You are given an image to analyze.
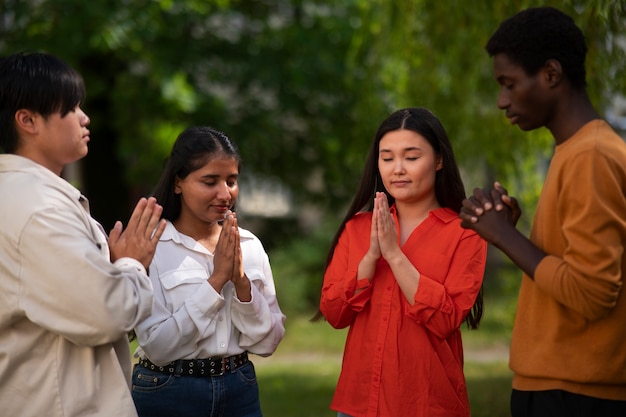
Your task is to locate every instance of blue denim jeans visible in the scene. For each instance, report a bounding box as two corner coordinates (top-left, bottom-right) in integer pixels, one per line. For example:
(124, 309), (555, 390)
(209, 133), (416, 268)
(338, 413), (354, 417)
(131, 361), (262, 417)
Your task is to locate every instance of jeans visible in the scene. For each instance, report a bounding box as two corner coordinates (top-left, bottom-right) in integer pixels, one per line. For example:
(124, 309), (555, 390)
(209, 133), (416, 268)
(338, 413), (354, 417)
(131, 361), (262, 417)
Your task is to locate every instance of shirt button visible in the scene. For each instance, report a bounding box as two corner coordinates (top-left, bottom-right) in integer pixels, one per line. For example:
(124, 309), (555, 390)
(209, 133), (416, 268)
(220, 342), (226, 348)
(219, 316), (224, 321)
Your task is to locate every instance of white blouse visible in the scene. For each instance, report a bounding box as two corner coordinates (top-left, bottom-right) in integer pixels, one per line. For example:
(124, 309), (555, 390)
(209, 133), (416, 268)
(134, 221), (286, 365)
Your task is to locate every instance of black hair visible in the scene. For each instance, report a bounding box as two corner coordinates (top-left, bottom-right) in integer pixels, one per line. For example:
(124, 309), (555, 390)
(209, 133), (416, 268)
(485, 6), (587, 90)
(0, 51), (86, 153)
(317, 107), (483, 328)
(153, 126), (241, 222)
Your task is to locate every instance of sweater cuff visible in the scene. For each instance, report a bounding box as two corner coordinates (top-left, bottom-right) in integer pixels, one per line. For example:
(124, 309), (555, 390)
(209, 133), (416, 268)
(533, 255), (562, 290)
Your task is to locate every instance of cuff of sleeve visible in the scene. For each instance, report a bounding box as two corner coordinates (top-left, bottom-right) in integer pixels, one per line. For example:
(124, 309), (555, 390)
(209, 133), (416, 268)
(113, 257), (146, 275)
(533, 255), (562, 289)
(355, 278), (370, 290)
(233, 285), (256, 305)
(412, 275), (449, 318)
(346, 278), (372, 309)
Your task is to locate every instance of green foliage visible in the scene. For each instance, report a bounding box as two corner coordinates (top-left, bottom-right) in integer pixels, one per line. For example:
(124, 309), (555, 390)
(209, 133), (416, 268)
(2, 0), (624, 229)
(348, 0), (626, 221)
(269, 219), (340, 316)
(2, 0), (625, 297)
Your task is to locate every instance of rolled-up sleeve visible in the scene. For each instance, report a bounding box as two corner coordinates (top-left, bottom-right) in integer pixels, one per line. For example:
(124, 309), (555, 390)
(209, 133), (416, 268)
(409, 231), (487, 339)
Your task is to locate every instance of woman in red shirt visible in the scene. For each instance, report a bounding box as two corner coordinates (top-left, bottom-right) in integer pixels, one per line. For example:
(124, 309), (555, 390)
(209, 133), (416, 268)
(320, 107), (487, 417)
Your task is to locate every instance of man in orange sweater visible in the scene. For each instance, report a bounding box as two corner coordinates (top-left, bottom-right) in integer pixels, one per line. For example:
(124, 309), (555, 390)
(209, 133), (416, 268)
(460, 6), (626, 417)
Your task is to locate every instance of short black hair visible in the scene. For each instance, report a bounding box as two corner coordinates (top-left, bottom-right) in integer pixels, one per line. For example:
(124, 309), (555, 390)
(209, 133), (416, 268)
(485, 7), (587, 90)
(0, 52), (86, 153)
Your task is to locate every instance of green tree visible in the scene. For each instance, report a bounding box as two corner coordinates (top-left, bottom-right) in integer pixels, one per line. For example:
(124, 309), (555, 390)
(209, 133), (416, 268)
(348, 0), (626, 229)
(0, 0), (624, 244)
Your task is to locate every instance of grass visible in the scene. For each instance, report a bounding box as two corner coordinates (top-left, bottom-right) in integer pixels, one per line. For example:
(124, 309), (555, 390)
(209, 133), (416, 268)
(129, 295), (516, 417)
(255, 299), (515, 417)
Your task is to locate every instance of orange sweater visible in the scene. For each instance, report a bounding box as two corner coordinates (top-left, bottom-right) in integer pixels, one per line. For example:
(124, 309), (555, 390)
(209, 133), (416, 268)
(510, 120), (626, 400)
(321, 207), (486, 417)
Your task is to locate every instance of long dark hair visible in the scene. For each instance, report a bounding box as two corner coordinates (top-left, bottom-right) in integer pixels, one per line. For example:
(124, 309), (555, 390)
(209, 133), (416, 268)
(316, 107), (483, 328)
(153, 126), (241, 221)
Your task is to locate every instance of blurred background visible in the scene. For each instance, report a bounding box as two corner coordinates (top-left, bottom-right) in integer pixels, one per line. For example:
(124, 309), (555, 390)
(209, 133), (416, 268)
(2, 0), (625, 415)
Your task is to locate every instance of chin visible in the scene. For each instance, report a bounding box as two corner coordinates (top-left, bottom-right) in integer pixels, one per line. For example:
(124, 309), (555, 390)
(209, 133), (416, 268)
(517, 121), (542, 132)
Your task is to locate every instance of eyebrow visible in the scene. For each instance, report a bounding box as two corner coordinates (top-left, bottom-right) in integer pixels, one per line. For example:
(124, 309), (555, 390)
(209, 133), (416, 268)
(199, 173), (239, 179)
(379, 146), (422, 152)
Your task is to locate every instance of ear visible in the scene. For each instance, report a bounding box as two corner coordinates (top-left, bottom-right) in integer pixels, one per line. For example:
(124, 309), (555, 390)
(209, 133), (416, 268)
(543, 59), (563, 88)
(14, 109), (38, 135)
(174, 176), (182, 194)
(436, 156), (443, 171)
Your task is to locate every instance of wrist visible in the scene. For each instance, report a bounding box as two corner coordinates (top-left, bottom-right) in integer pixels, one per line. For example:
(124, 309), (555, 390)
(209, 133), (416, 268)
(235, 278), (252, 302)
(383, 249), (405, 266)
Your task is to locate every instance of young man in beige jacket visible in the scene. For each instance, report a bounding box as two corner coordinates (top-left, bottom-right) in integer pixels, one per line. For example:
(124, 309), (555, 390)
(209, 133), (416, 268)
(0, 51), (166, 417)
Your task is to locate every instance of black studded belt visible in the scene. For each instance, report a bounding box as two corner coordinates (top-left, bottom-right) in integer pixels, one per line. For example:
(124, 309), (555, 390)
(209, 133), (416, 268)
(137, 352), (249, 377)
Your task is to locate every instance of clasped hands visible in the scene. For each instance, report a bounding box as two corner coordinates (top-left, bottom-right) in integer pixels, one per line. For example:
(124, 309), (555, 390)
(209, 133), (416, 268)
(365, 192), (403, 264)
(212, 210), (251, 302)
(459, 181), (522, 247)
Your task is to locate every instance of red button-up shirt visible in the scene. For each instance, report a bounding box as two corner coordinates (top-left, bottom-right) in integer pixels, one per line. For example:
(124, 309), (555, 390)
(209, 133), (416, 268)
(320, 207), (487, 417)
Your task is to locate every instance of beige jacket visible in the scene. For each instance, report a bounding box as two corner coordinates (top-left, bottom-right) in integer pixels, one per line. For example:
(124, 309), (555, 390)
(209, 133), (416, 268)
(0, 154), (153, 416)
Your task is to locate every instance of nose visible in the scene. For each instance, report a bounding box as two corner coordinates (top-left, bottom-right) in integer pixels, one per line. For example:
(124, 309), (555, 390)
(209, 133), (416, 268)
(497, 88), (510, 110)
(78, 106), (90, 126)
(393, 160), (406, 174)
(216, 181), (232, 200)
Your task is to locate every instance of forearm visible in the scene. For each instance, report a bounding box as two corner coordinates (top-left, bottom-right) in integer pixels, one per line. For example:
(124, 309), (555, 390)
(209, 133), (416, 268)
(386, 252), (420, 305)
(355, 253), (378, 295)
(493, 225), (546, 279)
(233, 283), (286, 356)
(462, 198), (545, 279)
(408, 234), (487, 339)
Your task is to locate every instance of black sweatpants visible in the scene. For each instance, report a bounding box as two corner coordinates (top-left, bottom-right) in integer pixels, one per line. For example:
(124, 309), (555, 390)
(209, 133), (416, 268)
(511, 389), (626, 417)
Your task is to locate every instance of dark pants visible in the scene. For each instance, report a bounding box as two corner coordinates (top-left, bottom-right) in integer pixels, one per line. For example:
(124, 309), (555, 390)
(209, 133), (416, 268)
(132, 361), (262, 417)
(511, 389), (626, 417)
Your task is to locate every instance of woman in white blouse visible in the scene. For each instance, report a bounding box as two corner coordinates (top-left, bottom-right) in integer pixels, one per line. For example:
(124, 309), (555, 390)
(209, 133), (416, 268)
(131, 126), (286, 417)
